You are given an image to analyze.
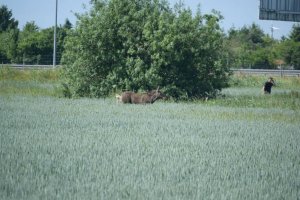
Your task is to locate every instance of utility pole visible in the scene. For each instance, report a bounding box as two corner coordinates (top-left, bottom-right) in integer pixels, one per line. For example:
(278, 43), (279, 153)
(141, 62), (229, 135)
(53, 0), (58, 68)
(271, 25), (274, 39)
(271, 24), (279, 39)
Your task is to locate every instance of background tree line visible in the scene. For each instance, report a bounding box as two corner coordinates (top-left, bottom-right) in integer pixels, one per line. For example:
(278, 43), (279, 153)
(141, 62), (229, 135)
(226, 23), (300, 70)
(1, 1), (300, 99)
(2, 3), (300, 69)
(0, 5), (71, 65)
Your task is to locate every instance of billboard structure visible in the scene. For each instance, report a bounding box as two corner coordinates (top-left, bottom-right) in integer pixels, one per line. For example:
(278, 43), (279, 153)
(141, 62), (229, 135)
(259, 0), (300, 22)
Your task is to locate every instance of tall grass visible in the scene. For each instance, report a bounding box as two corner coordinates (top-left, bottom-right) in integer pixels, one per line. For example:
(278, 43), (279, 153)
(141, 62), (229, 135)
(1, 69), (300, 199)
(0, 96), (299, 199)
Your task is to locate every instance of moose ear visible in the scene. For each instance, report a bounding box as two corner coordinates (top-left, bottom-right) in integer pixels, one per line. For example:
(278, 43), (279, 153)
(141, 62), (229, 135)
(156, 86), (160, 92)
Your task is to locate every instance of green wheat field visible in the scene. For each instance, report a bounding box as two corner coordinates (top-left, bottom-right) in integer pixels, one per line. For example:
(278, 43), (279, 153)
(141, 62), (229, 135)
(0, 68), (299, 199)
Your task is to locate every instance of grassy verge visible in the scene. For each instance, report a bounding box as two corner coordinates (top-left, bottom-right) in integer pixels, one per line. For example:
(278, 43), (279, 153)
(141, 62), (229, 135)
(209, 87), (300, 110)
(216, 75), (300, 110)
(229, 73), (300, 89)
(0, 67), (59, 82)
(1, 68), (300, 110)
(0, 67), (62, 97)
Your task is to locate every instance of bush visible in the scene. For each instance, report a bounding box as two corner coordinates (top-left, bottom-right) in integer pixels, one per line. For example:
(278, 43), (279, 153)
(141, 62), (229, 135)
(61, 0), (230, 99)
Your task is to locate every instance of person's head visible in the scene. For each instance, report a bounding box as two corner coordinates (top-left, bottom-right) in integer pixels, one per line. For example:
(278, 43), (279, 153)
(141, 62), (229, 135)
(268, 77), (274, 83)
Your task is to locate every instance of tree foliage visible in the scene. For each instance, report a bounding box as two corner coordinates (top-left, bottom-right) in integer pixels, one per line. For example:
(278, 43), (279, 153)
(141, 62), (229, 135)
(16, 20), (70, 65)
(283, 24), (300, 70)
(0, 5), (18, 32)
(226, 23), (300, 70)
(0, 28), (19, 62)
(62, 0), (230, 99)
(226, 23), (277, 69)
(0, 4), (72, 65)
(0, 5), (19, 62)
(17, 22), (55, 64)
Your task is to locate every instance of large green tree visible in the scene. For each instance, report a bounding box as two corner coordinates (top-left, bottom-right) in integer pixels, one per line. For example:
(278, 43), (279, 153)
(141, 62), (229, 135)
(0, 28), (19, 63)
(62, 0), (230, 99)
(282, 24), (300, 70)
(0, 5), (18, 32)
(0, 5), (19, 63)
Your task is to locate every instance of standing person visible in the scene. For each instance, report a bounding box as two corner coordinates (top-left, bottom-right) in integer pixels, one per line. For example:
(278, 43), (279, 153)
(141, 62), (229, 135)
(262, 77), (275, 94)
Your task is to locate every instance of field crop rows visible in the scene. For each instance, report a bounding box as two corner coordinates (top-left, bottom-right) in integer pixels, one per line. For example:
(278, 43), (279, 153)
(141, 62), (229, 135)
(1, 95), (299, 199)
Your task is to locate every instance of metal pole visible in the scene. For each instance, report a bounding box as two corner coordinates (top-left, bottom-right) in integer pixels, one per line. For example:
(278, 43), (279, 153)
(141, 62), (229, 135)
(53, 0), (58, 68)
(271, 24), (274, 39)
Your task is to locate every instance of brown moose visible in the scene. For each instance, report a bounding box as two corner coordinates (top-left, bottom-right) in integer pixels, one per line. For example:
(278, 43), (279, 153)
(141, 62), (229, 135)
(116, 87), (166, 104)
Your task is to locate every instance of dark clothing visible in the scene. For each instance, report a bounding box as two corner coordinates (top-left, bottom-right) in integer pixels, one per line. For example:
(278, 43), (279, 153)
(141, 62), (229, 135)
(264, 81), (274, 94)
